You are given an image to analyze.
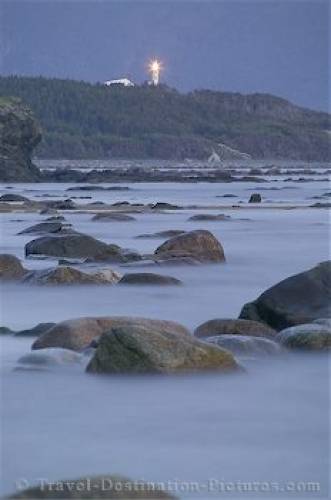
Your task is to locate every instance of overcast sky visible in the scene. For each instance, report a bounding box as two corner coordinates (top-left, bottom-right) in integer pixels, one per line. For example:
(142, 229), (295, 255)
(1, 0), (329, 111)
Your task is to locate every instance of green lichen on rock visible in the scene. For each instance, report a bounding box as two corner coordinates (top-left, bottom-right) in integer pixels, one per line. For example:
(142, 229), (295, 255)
(0, 96), (42, 181)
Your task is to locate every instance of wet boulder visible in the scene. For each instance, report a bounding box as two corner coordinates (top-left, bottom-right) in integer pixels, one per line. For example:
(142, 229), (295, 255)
(118, 272), (182, 286)
(239, 261), (331, 330)
(249, 193), (262, 203)
(194, 318), (276, 338)
(0, 254), (27, 280)
(87, 324), (239, 375)
(8, 474), (175, 499)
(276, 323), (331, 351)
(24, 233), (136, 263)
(23, 266), (121, 286)
(32, 316), (190, 351)
(205, 335), (281, 356)
(154, 230), (225, 264)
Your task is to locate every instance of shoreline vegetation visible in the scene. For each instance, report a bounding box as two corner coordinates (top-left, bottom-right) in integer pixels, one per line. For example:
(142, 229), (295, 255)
(0, 75), (330, 163)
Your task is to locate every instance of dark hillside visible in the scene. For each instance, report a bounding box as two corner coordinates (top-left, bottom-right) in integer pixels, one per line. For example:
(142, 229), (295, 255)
(0, 76), (329, 160)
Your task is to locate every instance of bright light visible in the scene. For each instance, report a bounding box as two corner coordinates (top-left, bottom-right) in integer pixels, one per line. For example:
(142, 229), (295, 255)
(148, 59), (162, 86)
(150, 60), (160, 72)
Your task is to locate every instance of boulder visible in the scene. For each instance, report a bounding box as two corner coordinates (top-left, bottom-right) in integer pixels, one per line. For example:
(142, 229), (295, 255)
(154, 230), (225, 264)
(18, 222), (65, 235)
(205, 335), (281, 356)
(23, 266), (121, 286)
(87, 324), (239, 374)
(249, 193), (262, 203)
(24, 233), (135, 263)
(8, 474), (175, 499)
(0, 254), (27, 280)
(15, 322), (56, 337)
(32, 316), (190, 351)
(188, 214), (231, 221)
(118, 273), (182, 286)
(276, 323), (331, 350)
(91, 213), (136, 222)
(239, 261), (331, 330)
(135, 230), (186, 239)
(194, 318), (276, 338)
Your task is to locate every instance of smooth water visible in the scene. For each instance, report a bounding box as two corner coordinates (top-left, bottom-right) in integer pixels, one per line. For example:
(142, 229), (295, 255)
(0, 173), (330, 498)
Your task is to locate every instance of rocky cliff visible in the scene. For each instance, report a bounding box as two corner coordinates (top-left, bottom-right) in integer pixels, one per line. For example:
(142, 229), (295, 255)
(0, 97), (42, 182)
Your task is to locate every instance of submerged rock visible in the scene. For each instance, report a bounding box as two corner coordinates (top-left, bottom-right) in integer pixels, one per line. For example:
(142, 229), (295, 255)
(8, 474), (175, 499)
(119, 272), (182, 286)
(239, 261), (331, 330)
(32, 316), (190, 351)
(87, 324), (239, 374)
(91, 213), (136, 222)
(205, 334), (281, 356)
(23, 266), (121, 286)
(154, 229), (225, 264)
(194, 318), (276, 338)
(0, 254), (27, 280)
(276, 323), (331, 350)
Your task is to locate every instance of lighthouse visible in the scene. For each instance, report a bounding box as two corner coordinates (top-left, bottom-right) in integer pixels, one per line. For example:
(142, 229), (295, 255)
(149, 59), (162, 86)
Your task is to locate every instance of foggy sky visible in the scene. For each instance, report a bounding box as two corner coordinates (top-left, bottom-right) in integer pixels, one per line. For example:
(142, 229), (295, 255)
(1, 0), (329, 111)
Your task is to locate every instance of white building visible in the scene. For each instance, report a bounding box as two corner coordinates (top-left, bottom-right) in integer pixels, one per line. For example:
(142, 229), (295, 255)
(104, 78), (135, 87)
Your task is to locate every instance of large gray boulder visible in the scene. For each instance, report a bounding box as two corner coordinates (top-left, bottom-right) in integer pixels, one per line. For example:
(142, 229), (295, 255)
(239, 262), (331, 330)
(154, 229), (225, 263)
(8, 474), (175, 499)
(276, 323), (331, 350)
(194, 318), (276, 338)
(87, 324), (239, 374)
(0, 254), (27, 280)
(24, 233), (138, 263)
(32, 316), (190, 351)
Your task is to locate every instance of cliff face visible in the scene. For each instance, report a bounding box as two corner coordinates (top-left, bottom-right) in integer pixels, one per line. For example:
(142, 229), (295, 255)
(0, 97), (42, 182)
